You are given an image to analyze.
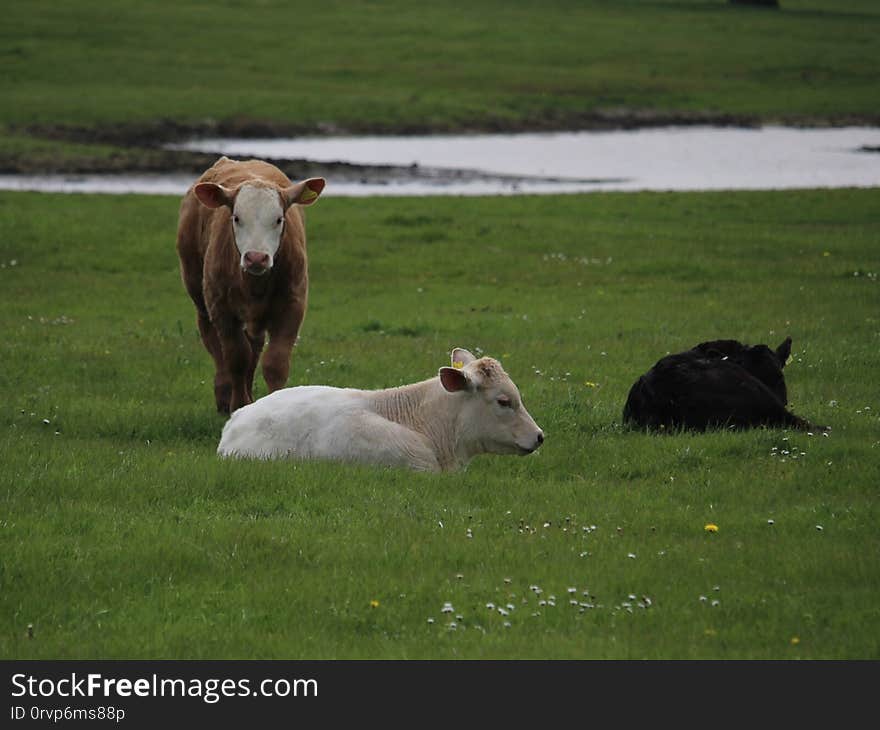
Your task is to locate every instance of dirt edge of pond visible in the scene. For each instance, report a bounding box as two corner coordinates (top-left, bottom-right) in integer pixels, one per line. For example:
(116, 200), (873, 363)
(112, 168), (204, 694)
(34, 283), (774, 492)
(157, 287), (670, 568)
(4, 108), (879, 177)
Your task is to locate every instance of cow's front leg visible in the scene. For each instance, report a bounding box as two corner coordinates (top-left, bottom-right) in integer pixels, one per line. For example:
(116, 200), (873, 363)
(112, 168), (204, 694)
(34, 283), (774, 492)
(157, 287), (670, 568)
(216, 319), (253, 413)
(263, 301), (305, 393)
(245, 329), (266, 403)
(261, 332), (295, 393)
(196, 310), (231, 413)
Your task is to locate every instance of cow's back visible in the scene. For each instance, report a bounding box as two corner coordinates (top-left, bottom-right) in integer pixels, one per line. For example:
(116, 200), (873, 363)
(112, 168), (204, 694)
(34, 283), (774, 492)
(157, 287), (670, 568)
(217, 385), (440, 469)
(218, 386), (368, 458)
(198, 156), (291, 189)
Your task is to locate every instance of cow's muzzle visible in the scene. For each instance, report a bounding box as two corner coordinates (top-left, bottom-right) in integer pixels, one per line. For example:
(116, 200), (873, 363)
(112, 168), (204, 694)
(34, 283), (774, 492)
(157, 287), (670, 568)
(518, 431), (545, 454)
(243, 251), (272, 276)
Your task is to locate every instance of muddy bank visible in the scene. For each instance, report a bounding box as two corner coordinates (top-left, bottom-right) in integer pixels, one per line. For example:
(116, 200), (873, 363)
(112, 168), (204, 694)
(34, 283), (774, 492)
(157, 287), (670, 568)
(17, 109), (770, 148)
(19, 108), (880, 148)
(0, 144), (417, 184)
(4, 108), (880, 178)
(0, 144), (595, 189)
(5, 108), (762, 176)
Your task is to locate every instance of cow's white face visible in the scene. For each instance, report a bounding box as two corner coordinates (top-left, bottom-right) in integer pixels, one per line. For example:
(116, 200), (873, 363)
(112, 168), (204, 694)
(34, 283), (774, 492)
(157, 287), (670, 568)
(193, 175), (324, 277)
(440, 349), (544, 457)
(231, 185), (284, 276)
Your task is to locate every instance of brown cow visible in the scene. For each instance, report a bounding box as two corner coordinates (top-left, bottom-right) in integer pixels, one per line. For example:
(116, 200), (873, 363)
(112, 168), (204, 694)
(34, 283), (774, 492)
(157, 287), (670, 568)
(176, 156), (325, 413)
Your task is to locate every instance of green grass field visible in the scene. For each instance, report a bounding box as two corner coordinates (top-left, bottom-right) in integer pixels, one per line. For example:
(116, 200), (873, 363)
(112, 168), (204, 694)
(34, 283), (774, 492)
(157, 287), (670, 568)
(1, 188), (878, 659)
(2, 0), (880, 171)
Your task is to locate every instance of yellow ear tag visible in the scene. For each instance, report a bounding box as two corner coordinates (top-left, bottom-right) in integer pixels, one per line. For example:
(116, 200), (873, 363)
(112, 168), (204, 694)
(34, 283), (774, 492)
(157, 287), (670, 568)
(299, 188), (318, 203)
(453, 360), (464, 369)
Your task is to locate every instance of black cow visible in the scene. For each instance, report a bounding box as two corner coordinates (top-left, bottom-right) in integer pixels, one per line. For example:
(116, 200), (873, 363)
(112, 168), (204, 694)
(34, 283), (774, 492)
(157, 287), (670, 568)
(623, 337), (820, 431)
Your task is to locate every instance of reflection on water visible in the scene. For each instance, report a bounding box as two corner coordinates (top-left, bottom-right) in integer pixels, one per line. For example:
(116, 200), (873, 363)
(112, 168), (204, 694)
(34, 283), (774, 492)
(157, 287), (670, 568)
(2, 126), (878, 196)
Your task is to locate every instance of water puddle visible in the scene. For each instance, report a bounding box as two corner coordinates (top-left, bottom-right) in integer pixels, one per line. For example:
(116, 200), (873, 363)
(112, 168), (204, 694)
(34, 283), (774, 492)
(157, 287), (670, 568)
(1, 126), (877, 196)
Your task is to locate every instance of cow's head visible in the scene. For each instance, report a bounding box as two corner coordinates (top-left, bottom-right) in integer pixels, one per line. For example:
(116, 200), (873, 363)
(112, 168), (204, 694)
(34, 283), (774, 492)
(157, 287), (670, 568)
(743, 337), (792, 405)
(194, 178), (325, 276)
(438, 347), (544, 457)
(696, 337), (792, 405)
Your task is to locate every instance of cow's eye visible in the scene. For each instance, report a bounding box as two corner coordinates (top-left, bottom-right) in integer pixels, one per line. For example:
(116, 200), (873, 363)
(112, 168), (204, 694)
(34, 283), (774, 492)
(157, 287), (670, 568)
(276, 217), (283, 226)
(233, 215), (240, 224)
(497, 397), (512, 408)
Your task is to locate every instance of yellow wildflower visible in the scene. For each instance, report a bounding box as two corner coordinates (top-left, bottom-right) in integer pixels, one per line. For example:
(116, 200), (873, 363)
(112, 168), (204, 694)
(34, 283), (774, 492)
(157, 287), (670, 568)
(369, 599), (380, 608)
(704, 523), (718, 533)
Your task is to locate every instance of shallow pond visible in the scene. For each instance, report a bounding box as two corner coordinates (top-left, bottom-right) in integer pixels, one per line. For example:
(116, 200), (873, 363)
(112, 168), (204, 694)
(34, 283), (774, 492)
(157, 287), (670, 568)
(2, 126), (878, 196)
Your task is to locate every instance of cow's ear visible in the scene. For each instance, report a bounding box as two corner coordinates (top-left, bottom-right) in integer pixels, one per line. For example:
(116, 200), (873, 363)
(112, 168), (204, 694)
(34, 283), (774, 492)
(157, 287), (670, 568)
(194, 182), (234, 209)
(451, 348), (477, 368)
(776, 337), (793, 367)
(439, 367), (474, 393)
(282, 178), (325, 209)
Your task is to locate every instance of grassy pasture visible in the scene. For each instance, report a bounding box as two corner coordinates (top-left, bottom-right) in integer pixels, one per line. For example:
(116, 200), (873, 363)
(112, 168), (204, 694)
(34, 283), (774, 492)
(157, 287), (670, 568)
(1, 187), (878, 659)
(2, 0), (879, 141)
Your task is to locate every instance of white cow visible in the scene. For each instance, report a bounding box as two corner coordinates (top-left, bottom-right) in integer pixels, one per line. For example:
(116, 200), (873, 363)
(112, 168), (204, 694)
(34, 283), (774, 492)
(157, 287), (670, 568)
(217, 348), (544, 471)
